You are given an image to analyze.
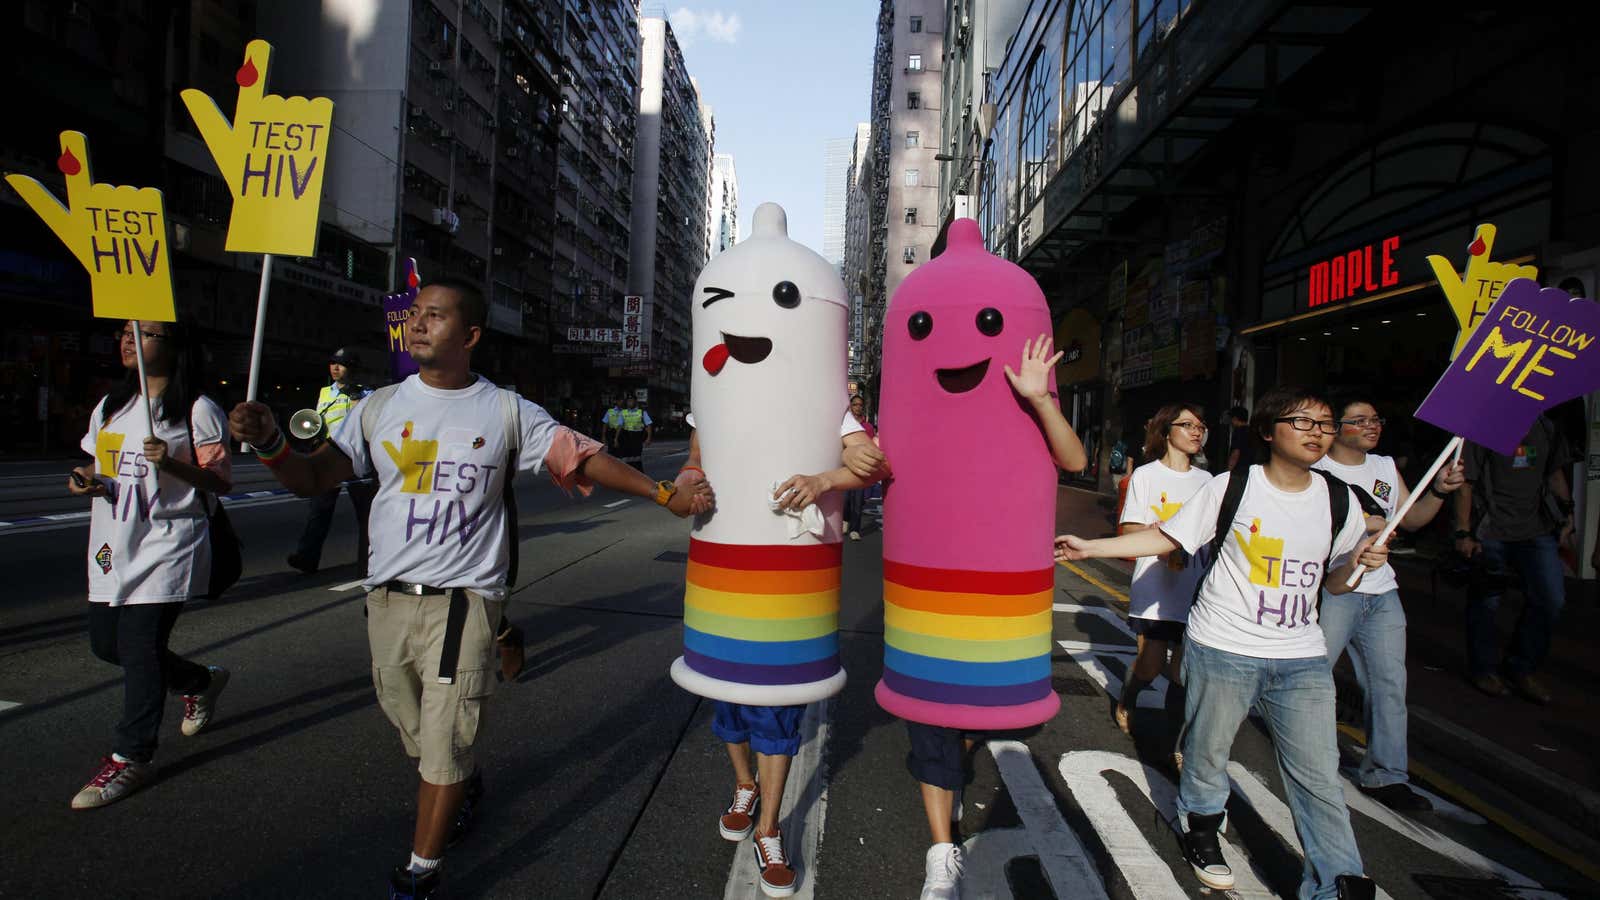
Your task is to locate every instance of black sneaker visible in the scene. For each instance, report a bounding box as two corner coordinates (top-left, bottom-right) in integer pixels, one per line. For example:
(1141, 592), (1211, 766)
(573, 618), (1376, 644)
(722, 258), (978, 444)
(1336, 874), (1376, 900)
(1181, 811), (1233, 890)
(286, 553), (318, 575)
(447, 769), (484, 848)
(1360, 782), (1431, 812)
(389, 865), (439, 900)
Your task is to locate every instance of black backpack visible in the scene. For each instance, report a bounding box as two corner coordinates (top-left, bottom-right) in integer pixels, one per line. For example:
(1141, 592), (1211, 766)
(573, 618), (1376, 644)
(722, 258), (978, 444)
(1192, 466), (1376, 605)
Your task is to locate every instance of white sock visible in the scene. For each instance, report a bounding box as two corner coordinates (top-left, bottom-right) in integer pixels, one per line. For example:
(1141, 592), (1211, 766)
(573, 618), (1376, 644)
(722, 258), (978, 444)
(409, 853), (440, 874)
(112, 753), (134, 765)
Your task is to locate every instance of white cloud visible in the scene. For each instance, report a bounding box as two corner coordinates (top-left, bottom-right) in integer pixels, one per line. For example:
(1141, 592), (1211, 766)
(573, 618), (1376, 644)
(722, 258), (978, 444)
(671, 7), (742, 46)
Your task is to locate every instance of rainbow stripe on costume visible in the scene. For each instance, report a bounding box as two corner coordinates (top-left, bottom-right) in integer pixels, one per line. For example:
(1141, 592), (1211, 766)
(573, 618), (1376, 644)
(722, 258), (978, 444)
(874, 559), (1060, 730)
(670, 538), (847, 705)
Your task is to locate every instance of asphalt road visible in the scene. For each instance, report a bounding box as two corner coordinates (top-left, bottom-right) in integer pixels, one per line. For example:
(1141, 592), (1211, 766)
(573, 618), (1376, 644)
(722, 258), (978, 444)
(0, 443), (1593, 898)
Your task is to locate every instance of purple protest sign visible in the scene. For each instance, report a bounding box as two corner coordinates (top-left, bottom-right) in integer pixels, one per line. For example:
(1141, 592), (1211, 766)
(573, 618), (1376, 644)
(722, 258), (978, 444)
(383, 257), (420, 381)
(1415, 278), (1600, 455)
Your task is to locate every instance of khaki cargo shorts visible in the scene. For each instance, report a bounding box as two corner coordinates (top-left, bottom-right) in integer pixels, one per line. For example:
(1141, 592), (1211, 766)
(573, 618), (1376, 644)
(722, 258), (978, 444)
(366, 587), (505, 785)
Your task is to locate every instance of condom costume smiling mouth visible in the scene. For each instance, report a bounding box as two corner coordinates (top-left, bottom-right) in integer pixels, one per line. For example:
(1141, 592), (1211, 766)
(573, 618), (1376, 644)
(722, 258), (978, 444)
(935, 359), (990, 393)
(702, 333), (774, 374)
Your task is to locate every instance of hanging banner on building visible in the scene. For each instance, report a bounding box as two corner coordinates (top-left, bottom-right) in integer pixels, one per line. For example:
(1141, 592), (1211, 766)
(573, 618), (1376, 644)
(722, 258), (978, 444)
(1415, 279), (1600, 455)
(180, 39), (334, 256)
(383, 258), (421, 381)
(5, 131), (176, 322)
(1426, 223), (1539, 359)
(622, 294), (650, 357)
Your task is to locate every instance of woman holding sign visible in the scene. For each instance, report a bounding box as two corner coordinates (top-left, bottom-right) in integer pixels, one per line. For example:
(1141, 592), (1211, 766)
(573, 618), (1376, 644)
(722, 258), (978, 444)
(64, 321), (234, 810)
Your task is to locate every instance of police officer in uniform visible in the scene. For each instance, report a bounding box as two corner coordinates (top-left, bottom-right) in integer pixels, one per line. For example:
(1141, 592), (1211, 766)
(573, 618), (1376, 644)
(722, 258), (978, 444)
(613, 394), (652, 472)
(287, 348), (377, 573)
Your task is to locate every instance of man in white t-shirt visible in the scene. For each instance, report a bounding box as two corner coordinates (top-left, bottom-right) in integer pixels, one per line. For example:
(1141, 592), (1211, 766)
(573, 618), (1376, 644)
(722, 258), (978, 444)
(229, 278), (711, 900)
(1314, 396), (1462, 813)
(1058, 387), (1390, 900)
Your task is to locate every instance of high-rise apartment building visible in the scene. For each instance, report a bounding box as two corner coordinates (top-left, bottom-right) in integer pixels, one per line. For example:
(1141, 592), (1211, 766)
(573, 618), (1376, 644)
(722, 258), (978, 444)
(709, 153), (740, 257)
(860, 0), (944, 394)
(843, 123), (873, 381)
(822, 137), (854, 272)
(628, 15), (713, 413)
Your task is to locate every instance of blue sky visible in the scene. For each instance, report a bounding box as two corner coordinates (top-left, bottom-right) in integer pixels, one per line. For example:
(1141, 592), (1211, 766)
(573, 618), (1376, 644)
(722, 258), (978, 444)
(663, 2), (878, 251)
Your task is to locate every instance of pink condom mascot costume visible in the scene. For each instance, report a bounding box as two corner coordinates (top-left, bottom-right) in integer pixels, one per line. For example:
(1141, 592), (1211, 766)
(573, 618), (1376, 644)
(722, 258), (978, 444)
(875, 218), (1060, 730)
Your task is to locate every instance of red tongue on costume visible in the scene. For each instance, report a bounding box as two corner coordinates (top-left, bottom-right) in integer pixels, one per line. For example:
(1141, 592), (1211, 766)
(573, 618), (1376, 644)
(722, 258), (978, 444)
(703, 343), (730, 375)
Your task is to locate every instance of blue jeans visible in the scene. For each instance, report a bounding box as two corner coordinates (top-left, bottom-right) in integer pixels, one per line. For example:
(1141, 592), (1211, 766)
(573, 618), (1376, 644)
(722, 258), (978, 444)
(1466, 534), (1566, 677)
(1318, 589), (1408, 788)
(1177, 639), (1364, 900)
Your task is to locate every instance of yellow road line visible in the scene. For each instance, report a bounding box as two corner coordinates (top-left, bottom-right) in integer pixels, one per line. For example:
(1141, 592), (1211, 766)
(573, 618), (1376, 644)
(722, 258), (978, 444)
(1057, 560), (1129, 605)
(1337, 723), (1600, 884)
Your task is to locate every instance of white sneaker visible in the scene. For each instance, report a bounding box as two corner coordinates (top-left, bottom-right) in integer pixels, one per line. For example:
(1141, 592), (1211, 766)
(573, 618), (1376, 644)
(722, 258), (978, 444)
(71, 755), (151, 809)
(181, 666), (230, 736)
(849, 531), (861, 541)
(921, 842), (964, 900)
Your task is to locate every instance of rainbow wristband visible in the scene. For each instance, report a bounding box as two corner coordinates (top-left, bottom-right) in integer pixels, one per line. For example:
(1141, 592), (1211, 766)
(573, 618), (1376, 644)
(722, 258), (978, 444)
(256, 431), (290, 468)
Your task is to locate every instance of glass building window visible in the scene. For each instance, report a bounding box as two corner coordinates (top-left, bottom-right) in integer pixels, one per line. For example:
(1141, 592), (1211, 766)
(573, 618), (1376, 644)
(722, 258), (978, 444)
(903, 246), (916, 263)
(906, 130), (920, 148)
(908, 54), (923, 71)
(904, 207), (918, 224)
(907, 91), (921, 109)
(905, 169), (920, 186)
(909, 16), (923, 32)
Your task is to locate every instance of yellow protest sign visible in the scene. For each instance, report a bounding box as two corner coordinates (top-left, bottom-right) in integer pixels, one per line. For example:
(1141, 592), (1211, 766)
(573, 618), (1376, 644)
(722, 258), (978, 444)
(4, 131), (176, 322)
(180, 39), (333, 257)
(1426, 223), (1539, 358)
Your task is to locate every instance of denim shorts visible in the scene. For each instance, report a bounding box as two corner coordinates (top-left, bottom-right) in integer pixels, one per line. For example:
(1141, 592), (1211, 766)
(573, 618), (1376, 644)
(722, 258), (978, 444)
(712, 701), (806, 756)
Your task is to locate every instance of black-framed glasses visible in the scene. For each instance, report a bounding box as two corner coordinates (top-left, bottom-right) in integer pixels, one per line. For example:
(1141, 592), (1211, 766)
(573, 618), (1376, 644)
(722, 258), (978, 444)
(1276, 416), (1339, 435)
(116, 329), (166, 342)
(1342, 416), (1386, 429)
(1169, 421), (1208, 434)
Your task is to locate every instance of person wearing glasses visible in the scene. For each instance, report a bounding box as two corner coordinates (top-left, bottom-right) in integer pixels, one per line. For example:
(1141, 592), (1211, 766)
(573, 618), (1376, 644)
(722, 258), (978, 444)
(1114, 404), (1211, 759)
(1056, 387), (1388, 900)
(1313, 396), (1462, 812)
(64, 321), (233, 810)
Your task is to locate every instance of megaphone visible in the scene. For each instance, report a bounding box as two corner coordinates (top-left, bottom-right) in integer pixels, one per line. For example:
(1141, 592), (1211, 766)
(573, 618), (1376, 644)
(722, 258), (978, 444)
(288, 408), (325, 441)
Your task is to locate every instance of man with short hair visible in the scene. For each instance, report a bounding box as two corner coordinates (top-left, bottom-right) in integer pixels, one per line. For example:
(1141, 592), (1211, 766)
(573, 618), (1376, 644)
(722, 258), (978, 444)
(1454, 415), (1573, 704)
(287, 347), (376, 574)
(1315, 395), (1463, 811)
(229, 278), (710, 900)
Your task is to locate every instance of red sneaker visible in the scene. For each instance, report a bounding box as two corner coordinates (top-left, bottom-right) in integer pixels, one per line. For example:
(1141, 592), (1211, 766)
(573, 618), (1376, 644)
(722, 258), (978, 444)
(752, 827), (797, 897)
(719, 782), (759, 841)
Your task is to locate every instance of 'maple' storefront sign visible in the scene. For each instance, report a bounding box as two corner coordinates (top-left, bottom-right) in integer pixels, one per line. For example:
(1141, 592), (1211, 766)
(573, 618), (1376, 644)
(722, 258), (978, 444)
(1307, 235), (1401, 308)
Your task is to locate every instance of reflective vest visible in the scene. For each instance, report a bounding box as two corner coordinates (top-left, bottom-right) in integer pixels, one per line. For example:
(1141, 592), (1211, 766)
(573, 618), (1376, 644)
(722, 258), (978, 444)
(618, 408), (647, 431)
(317, 384), (362, 431)
(604, 407), (621, 428)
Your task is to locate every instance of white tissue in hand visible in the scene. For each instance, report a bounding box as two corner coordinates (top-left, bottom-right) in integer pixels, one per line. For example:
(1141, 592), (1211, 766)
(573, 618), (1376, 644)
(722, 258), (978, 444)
(768, 480), (826, 539)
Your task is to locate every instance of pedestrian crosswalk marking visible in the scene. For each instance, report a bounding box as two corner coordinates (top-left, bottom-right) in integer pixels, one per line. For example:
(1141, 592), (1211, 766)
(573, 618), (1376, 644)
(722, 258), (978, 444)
(604, 499), (631, 509)
(329, 579), (365, 592)
(982, 741), (1109, 899)
(0, 701), (20, 713)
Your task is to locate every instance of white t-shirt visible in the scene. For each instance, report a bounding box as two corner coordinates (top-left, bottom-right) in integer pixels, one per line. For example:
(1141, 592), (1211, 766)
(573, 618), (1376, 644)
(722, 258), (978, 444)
(1119, 460), (1213, 622)
(686, 410), (864, 438)
(1160, 465), (1367, 659)
(80, 395), (229, 605)
(1312, 453), (1400, 596)
(331, 375), (560, 601)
